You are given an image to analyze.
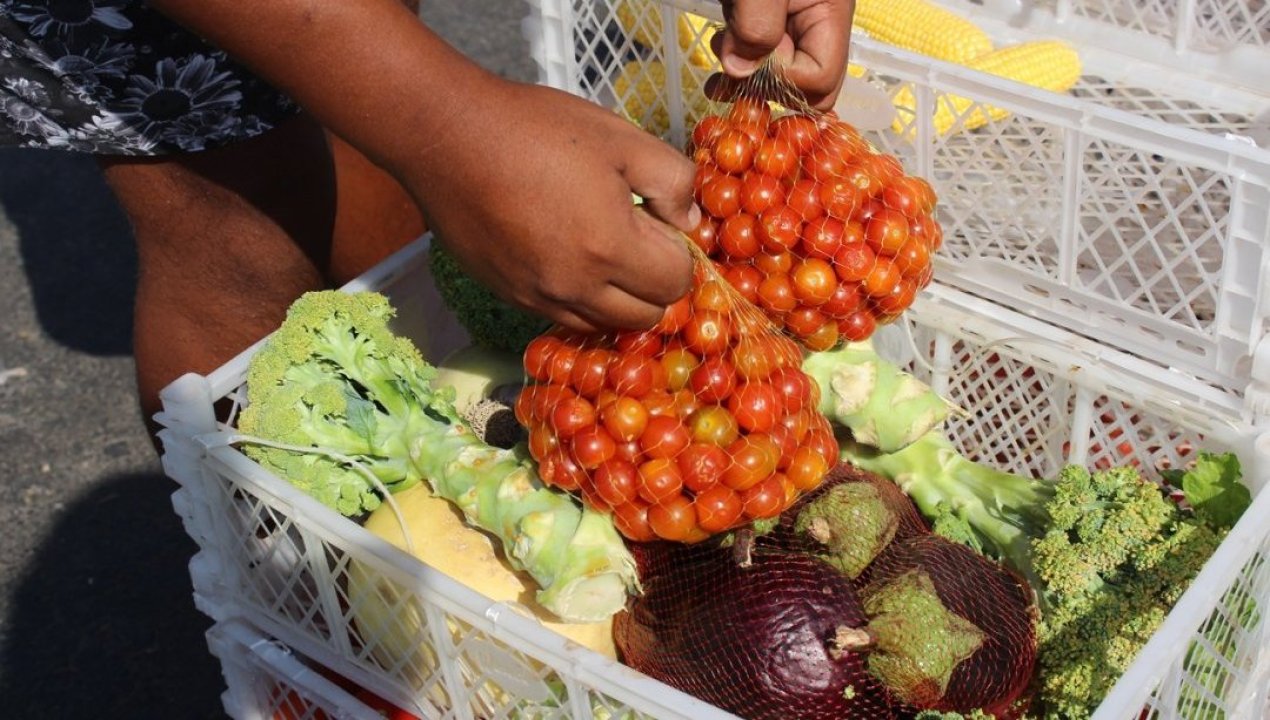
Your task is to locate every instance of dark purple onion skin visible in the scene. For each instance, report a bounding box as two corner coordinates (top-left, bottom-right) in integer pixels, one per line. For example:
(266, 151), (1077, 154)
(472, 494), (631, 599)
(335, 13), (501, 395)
(757, 463), (930, 556)
(615, 543), (901, 720)
(864, 534), (1038, 716)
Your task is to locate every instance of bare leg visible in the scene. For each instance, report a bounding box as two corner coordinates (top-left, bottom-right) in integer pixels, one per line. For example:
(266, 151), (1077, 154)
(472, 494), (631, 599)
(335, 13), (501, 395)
(98, 113), (424, 429)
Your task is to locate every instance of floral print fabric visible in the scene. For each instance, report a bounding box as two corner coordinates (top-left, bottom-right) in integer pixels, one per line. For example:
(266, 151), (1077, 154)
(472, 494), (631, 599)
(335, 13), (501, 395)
(0, 0), (297, 155)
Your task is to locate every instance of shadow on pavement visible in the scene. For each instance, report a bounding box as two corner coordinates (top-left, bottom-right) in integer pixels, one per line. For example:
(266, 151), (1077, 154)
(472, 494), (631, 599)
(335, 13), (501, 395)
(0, 148), (136, 356)
(0, 472), (227, 719)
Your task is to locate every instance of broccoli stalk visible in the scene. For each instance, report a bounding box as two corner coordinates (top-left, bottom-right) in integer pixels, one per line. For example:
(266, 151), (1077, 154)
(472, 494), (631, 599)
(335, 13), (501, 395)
(843, 432), (1246, 719)
(803, 342), (954, 454)
(238, 291), (637, 623)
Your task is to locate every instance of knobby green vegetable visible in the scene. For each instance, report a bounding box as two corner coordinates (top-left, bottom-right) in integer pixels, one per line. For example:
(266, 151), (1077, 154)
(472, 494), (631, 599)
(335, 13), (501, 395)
(845, 434), (1249, 719)
(428, 243), (552, 355)
(238, 290), (637, 622)
(803, 342), (953, 453)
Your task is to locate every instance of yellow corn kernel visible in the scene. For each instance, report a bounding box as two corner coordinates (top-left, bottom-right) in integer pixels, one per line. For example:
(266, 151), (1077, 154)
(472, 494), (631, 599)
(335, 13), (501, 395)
(614, 59), (712, 136)
(854, 0), (993, 64)
(616, 0), (720, 70)
(892, 40), (1083, 136)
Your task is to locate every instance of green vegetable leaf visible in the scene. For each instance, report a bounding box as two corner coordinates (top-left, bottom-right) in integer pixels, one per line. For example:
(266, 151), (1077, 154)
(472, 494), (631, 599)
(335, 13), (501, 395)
(1165, 451), (1249, 529)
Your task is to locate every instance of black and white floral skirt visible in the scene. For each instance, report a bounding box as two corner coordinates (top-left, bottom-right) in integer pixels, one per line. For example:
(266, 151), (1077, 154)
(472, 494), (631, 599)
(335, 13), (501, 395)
(0, 0), (299, 155)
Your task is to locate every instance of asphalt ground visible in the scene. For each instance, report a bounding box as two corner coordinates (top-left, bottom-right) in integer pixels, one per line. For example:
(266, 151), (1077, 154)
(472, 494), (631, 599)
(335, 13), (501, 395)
(0, 3), (535, 717)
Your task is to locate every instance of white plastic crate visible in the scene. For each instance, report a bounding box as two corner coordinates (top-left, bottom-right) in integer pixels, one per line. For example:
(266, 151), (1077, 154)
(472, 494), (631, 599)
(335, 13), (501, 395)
(527, 0), (1270, 423)
(158, 235), (1270, 719)
(206, 620), (382, 720)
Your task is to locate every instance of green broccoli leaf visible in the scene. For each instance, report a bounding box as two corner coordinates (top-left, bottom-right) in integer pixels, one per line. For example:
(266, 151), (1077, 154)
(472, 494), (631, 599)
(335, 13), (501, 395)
(1164, 452), (1249, 529)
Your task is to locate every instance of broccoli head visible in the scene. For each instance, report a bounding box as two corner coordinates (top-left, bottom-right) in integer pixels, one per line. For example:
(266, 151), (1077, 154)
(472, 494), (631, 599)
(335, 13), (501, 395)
(428, 242), (552, 355)
(238, 290), (455, 516)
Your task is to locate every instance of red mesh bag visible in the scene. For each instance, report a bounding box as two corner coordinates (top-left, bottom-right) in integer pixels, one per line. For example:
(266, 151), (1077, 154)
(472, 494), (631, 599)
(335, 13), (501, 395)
(614, 464), (1038, 719)
(516, 253), (839, 543)
(687, 64), (942, 350)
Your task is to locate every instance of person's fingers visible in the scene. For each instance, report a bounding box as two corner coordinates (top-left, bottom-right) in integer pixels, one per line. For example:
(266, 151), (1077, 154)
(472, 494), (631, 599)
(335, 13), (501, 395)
(619, 132), (701, 233)
(572, 280), (678, 331)
(605, 205), (694, 307)
(781, 2), (852, 109)
(718, 0), (791, 77)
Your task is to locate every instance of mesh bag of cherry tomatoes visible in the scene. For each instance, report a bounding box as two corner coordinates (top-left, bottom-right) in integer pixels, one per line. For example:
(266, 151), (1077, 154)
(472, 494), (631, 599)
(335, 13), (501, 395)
(689, 70), (942, 350)
(516, 254), (841, 544)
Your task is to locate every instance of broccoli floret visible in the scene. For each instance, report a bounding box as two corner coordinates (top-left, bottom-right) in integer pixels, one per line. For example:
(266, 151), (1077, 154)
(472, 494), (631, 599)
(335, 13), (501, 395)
(428, 242), (551, 355)
(238, 290), (453, 515)
(846, 435), (1249, 720)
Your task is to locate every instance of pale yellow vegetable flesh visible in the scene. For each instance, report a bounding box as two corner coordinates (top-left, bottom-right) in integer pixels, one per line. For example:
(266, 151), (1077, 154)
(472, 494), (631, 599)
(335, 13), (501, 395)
(356, 483), (617, 660)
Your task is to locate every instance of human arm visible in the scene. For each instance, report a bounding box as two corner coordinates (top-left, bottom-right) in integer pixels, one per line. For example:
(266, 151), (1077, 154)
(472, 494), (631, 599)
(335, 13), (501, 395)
(711, 0), (856, 110)
(146, 0), (698, 331)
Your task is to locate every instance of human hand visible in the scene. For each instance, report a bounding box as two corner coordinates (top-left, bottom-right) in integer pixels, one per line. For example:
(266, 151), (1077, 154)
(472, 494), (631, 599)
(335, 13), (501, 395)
(406, 79), (699, 333)
(709, 0), (855, 110)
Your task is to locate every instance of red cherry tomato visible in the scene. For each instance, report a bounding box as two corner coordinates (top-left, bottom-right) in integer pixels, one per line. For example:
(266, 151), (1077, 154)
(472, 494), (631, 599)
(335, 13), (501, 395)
(568, 348), (613, 398)
(783, 306), (829, 339)
(727, 382), (782, 433)
(866, 208), (911, 255)
(787, 178), (825, 221)
(648, 495), (698, 542)
(820, 178), (867, 219)
(682, 310), (732, 356)
(713, 129), (755, 174)
(688, 216), (719, 255)
(571, 425), (617, 469)
(613, 501), (657, 542)
(723, 264), (763, 306)
(637, 457), (684, 504)
(540, 449), (587, 491)
(731, 336), (781, 381)
(656, 295), (694, 335)
(600, 396), (650, 443)
(803, 321), (840, 351)
(688, 356), (738, 403)
(770, 114), (819, 155)
(791, 258), (838, 307)
(755, 250), (794, 275)
(640, 415), (691, 459)
(729, 96), (772, 130)
(524, 335), (563, 383)
(692, 279), (732, 313)
(722, 434), (780, 491)
(770, 367), (813, 413)
(759, 205), (802, 251)
(701, 175), (744, 218)
(786, 446), (830, 491)
(692, 115), (727, 150)
(689, 405), (741, 447)
(822, 282), (866, 318)
(757, 273), (798, 314)
(608, 353), (660, 397)
(892, 237), (932, 276)
(661, 347), (700, 392)
(678, 443), (729, 492)
(801, 217), (846, 260)
(753, 136), (797, 179)
(720, 213), (761, 259)
(741, 475), (785, 519)
(801, 145), (847, 182)
(834, 242), (879, 283)
(873, 278), (920, 315)
(742, 173), (786, 216)
(695, 486), (744, 533)
(863, 257), (902, 298)
(550, 396), (596, 439)
(838, 310), (878, 341)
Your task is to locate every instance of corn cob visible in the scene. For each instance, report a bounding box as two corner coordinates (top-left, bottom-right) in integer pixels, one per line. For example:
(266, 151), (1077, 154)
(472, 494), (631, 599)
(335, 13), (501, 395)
(854, 0), (993, 64)
(615, 0), (720, 70)
(892, 40), (1083, 136)
(614, 59), (711, 136)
